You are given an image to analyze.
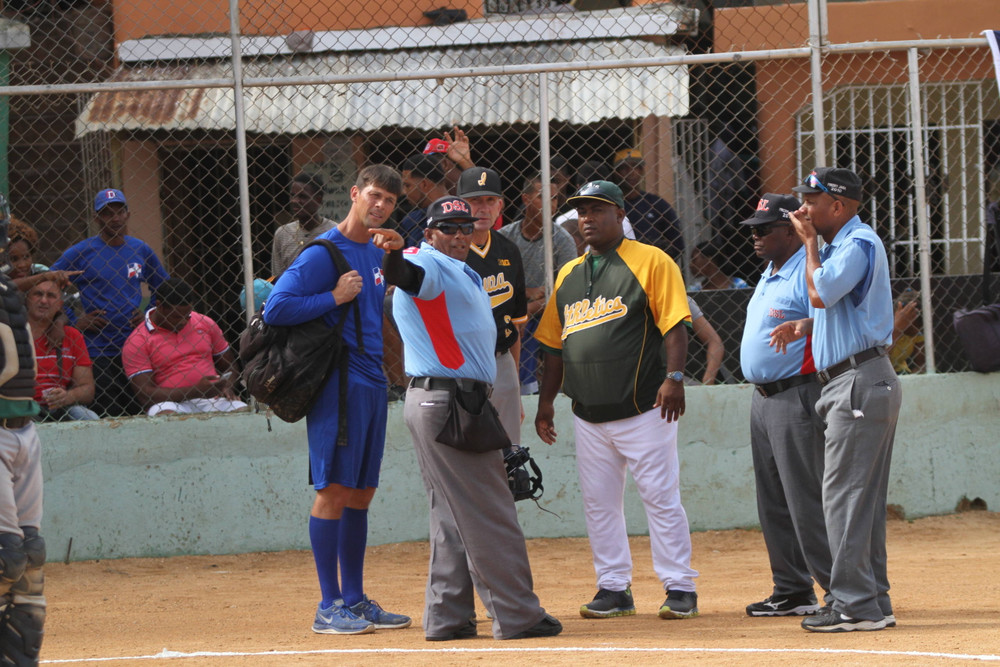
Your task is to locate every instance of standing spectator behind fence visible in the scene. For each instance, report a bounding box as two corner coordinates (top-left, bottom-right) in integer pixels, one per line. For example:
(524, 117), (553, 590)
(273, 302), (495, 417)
(398, 154), (450, 249)
(612, 149), (684, 261)
(272, 173), (335, 279)
(27, 280), (99, 421)
(122, 278), (246, 417)
(498, 172), (577, 395)
(51, 189), (169, 417)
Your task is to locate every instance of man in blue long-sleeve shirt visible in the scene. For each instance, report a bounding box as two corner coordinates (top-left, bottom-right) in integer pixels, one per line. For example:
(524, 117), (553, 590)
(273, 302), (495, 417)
(264, 164), (411, 636)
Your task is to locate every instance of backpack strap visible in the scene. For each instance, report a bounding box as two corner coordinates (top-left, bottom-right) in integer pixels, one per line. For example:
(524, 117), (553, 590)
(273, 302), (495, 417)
(302, 237), (367, 447)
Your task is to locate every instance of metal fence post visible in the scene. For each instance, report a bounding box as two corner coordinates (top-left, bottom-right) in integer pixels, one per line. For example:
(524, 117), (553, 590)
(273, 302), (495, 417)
(808, 0), (827, 166)
(907, 47), (936, 373)
(538, 70), (554, 295)
(228, 0), (256, 323)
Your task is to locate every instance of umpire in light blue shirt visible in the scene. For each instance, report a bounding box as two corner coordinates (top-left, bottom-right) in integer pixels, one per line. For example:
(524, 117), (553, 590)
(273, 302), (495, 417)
(739, 193), (831, 620)
(772, 167), (901, 633)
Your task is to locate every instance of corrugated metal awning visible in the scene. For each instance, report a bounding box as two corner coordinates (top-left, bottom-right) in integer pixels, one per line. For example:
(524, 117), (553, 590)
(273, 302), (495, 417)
(75, 39), (689, 136)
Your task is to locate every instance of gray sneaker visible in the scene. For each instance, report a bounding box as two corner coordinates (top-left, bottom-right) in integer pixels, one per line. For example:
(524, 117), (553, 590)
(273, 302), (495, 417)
(658, 590), (699, 619)
(580, 587), (636, 618)
(312, 600), (375, 635)
(349, 595), (412, 629)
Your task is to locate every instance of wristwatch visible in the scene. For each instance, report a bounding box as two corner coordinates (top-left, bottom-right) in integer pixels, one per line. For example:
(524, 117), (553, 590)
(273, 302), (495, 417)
(666, 371), (684, 383)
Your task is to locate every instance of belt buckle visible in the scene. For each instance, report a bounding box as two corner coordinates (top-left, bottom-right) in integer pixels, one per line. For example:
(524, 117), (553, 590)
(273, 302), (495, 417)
(755, 385), (769, 398)
(816, 369), (831, 384)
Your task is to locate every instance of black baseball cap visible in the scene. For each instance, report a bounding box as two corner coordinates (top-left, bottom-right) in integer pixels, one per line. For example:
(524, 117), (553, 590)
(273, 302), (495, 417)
(566, 180), (625, 209)
(739, 193), (801, 226)
(425, 195), (477, 228)
(792, 167), (863, 200)
(456, 167), (502, 198)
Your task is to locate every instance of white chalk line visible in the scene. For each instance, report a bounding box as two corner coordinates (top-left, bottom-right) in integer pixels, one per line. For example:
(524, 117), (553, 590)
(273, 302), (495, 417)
(41, 646), (1000, 663)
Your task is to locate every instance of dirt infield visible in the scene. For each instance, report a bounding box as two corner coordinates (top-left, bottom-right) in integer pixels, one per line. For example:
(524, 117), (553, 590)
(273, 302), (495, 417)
(42, 511), (1000, 665)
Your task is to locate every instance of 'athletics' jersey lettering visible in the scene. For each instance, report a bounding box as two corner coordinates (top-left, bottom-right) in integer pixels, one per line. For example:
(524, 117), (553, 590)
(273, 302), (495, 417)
(562, 295), (628, 339)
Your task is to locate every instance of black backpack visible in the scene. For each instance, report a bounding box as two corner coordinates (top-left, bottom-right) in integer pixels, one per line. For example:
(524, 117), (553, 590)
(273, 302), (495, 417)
(239, 239), (362, 439)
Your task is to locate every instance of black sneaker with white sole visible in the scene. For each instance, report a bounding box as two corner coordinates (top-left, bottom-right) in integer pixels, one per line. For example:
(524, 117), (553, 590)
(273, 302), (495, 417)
(746, 591), (820, 617)
(579, 587), (636, 618)
(658, 590), (699, 619)
(801, 606), (886, 632)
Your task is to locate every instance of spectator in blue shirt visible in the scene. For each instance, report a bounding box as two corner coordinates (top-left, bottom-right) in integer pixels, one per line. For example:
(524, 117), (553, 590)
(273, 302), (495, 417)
(51, 189), (169, 416)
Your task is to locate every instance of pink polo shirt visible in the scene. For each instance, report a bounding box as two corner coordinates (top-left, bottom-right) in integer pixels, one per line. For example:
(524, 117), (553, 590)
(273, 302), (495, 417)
(122, 309), (229, 389)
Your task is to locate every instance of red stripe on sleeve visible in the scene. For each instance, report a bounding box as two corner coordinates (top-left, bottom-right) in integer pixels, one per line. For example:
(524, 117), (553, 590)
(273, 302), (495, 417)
(415, 292), (466, 370)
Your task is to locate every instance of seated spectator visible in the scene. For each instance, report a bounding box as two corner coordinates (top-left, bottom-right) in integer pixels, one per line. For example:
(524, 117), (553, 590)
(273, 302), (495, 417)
(27, 280), (99, 421)
(122, 278), (246, 417)
(688, 239), (749, 291)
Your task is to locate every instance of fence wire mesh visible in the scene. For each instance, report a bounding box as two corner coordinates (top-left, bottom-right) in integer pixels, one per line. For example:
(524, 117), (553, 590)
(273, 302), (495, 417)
(0, 0), (995, 418)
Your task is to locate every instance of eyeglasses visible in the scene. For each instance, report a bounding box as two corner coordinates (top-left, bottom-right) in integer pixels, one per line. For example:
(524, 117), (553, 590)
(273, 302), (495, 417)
(804, 173), (841, 202)
(749, 223), (790, 239)
(431, 221), (475, 235)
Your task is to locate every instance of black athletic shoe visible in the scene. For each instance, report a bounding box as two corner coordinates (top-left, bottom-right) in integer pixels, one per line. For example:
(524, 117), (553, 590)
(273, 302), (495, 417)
(579, 587), (636, 618)
(801, 606), (886, 632)
(506, 614), (563, 639)
(746, 591), (821, 617)
(658, 590), (699, 619)
(426, 621), (478, 642)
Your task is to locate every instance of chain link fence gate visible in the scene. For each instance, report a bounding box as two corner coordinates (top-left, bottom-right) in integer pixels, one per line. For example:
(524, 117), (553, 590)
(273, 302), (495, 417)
(0, 0), (995, 418)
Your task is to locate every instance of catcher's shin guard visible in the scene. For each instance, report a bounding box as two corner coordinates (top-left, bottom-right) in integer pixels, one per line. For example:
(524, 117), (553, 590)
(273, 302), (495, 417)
(0, 529), (46, 665)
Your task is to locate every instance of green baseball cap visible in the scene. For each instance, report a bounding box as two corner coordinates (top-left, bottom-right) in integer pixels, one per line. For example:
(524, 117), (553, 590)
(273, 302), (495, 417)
(566, 180), (625, 209)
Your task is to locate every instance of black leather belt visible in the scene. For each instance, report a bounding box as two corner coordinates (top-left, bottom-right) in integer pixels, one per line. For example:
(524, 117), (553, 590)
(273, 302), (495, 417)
(755, 373), (816, 398)
(0, 416), (32, 430)
(410, 376), (490, 393)
(817, 346), (887, 385)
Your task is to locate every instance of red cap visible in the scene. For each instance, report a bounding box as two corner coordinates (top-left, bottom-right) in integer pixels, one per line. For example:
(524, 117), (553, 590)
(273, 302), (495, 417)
(423, 138), (449, 155)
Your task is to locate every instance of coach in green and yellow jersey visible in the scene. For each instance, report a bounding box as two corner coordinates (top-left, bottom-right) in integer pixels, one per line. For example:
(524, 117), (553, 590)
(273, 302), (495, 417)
(534, 180), (700, 622)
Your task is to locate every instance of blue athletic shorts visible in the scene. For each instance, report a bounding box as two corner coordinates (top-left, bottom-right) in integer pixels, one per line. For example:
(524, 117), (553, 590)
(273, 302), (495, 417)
(307, 376), (388, 491)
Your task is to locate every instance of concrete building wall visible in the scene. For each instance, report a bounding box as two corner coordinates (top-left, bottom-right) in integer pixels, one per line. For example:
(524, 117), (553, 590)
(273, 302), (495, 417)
(39, 372), (1000, 562)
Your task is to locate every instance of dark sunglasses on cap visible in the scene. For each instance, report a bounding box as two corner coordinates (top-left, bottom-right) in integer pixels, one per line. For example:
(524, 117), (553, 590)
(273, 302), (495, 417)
(431, 221), (475, 235)
(804, 173), (841, 202)
(749, 223), (791, 238)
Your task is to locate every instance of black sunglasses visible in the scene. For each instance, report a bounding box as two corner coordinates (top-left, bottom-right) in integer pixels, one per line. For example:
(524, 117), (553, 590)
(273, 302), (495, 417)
(749, 223), (790, 238)
(431, 221), (475, 235)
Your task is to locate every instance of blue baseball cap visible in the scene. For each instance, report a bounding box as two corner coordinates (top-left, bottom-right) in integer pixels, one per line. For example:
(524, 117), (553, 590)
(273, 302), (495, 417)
(94, 188), (128, 212)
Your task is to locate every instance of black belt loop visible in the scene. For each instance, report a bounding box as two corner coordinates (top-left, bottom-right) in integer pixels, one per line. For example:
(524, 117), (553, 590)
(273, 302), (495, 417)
(817, 346), (887, 385)
(755, 373), (817, 398)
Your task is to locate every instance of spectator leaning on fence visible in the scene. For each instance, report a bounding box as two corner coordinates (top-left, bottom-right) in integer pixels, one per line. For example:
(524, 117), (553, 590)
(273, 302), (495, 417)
(27, 279), (99, 421)
(51, 188), (170, 417)
(272, 172), (335, 279)
(122, 277), (245, 417)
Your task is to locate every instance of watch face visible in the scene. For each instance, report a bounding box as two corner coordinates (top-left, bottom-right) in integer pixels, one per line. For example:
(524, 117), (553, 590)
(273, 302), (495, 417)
(667, 372), (683, 382)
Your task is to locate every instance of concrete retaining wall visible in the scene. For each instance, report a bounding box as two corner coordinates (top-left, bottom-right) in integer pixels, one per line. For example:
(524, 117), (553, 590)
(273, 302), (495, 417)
(40, 372), (1000, 562)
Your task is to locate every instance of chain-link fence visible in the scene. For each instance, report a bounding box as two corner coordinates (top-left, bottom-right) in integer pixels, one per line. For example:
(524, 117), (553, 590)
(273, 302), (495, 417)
(0, 0), (995, 418)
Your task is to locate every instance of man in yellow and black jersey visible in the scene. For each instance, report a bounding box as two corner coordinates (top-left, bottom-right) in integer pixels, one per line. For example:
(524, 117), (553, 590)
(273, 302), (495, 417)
(456, 167), (528, 450)
(534, 180), (700, 621)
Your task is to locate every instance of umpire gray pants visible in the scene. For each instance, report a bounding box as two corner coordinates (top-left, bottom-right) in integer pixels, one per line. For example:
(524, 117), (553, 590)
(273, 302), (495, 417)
(816, 354), (900, 622)
(404, 383), (547, 639)
(491, 350), (521, 447)
(750, 382), (832, 598)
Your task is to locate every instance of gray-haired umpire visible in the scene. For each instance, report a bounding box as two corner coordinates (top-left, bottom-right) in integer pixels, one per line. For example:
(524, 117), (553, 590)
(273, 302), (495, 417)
(738, 193), (832, 619)
(0, 195), (46, 663)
